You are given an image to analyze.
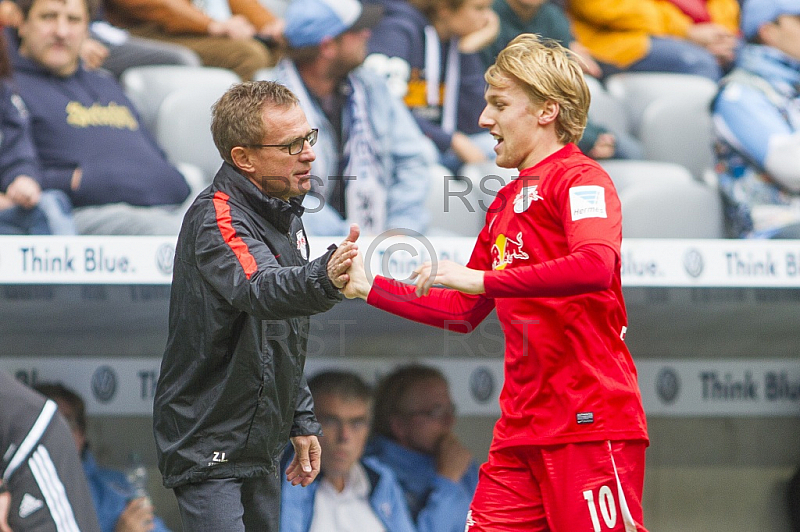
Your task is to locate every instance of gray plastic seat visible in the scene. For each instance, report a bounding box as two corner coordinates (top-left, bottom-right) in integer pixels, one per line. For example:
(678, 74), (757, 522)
(604, 72), (718, 137)
(639, 94), (716, 181)
(155, 86), (225, 183)
(121, 65), (239, 134)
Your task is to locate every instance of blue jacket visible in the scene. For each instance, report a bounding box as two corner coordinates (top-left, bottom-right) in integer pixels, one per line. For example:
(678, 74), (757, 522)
(82, 450), (171, 532)
(10, 53), (189, 208)
(366, 0), (488, 154)
(0, 80), (40, 191)
(713, 44), (800, 237)
(280, 456), (417, 532)
(273, 61), (435, 236)
(365, 436), (478, 532)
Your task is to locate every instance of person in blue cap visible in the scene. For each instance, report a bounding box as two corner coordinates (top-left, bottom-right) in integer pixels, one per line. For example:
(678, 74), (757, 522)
(272, 0), (437, 237)
(712, 0), (800, 238)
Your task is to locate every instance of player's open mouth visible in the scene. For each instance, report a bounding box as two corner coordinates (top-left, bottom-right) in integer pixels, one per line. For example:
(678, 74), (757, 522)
(492, 134), (504, 151)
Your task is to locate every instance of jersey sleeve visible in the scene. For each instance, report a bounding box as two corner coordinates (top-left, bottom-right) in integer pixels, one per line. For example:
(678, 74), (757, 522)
(556, 162), (623, 254)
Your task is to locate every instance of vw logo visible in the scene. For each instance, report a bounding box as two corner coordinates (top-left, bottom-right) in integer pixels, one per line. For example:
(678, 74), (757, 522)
(656, 367), (680, 405)
(91, 366), (117, 403)
(469, 367), (495, 404)
(156, 243), (175, 275)
(683, 248), (704, 278)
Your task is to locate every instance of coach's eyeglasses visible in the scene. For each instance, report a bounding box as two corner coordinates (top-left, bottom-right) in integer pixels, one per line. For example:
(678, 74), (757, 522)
(245, 129), (318, 155)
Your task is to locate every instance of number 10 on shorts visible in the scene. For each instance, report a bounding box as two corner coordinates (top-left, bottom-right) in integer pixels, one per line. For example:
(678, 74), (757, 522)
(583, 485), (617, 531)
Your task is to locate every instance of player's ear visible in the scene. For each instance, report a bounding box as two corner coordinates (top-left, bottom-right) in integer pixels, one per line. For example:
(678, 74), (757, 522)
(538, 100), (559, 126)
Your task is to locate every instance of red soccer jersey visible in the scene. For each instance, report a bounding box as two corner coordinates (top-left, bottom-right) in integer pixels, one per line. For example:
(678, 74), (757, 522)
(368, 144), (648, 449)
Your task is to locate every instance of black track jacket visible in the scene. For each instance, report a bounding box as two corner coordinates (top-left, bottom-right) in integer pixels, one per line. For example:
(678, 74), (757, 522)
(154, 163), (341, 489)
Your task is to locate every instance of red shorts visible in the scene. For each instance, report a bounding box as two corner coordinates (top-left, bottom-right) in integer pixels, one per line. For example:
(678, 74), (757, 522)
(466, 440), (648, 532)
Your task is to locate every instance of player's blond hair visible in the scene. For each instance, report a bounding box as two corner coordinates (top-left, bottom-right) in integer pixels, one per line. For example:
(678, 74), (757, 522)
(485, 34), (589, 145)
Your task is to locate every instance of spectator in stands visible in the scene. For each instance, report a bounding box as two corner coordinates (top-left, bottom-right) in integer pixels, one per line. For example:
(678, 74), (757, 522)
(566, 0), (741, 81)
(365, 0), (500, 173)
(712, 0), (800, 238)
(480, 1), (643, 160)
(281, 371), (416, 532)
(12, 0), (195, 235)
(0, 0), (201, 78)
(274, 0), (436, 236)
(0, 371), (101, 532)
(367, 364), (478, 532)
(0, 28), (75, 234)
(34, 382), (171, 532)
(104, 0), (283, 80)
(85, 10), (202, 78)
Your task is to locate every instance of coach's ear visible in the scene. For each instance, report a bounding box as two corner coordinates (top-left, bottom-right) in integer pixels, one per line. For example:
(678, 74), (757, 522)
(537, 100), (559, 126)
(230, 146), (255, 173)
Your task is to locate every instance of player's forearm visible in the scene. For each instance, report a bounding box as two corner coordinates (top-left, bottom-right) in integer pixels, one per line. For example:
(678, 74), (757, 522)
(484, 243), (616, 298)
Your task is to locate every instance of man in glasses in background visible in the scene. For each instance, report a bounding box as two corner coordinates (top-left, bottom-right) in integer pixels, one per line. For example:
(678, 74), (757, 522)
(152, 81), (360, 532)
(272, 0), (437, 237)
(280, 371), (416, 532)
(367, 364), (479, 532)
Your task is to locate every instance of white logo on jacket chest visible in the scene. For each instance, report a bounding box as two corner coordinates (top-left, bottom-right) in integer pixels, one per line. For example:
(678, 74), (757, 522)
(296, 229), (308, 260)
(513, 185), (543, 213)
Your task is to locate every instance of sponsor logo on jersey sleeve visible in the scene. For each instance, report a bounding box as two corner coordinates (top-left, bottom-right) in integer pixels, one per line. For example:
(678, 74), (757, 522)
(569, 185), (607, 221)
(491, 232), (529, 270)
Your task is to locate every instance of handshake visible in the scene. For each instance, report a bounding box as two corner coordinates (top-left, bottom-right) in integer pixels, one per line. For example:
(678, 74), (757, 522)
(324, 223), (486, 299)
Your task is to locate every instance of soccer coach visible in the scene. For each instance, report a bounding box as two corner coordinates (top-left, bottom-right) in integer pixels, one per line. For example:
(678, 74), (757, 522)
(152, 81), (358, 532)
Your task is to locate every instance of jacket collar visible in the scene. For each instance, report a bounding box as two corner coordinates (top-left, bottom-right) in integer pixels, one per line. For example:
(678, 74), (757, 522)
(212, 162), (305, 234)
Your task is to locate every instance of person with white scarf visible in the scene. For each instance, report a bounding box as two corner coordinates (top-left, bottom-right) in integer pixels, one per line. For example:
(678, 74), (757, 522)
(274, 0), (437, 236)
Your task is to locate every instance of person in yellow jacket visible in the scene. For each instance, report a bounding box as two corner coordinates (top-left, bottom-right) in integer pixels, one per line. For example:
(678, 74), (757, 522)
(566, 0), (740, 80)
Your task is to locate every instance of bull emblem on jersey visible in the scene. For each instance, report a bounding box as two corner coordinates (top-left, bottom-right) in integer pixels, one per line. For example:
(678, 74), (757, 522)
(491, 232), (529, 270)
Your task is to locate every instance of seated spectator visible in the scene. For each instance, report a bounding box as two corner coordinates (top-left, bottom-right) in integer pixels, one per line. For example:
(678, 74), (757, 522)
(0, 0), (201, 78)
(104, 0), (283, 80)
(566, 0), (740, 81)
(712, 0), (800, 238)
(34, 382), (171, 532)
(367, 364), (478, 532)
(12, 0), (194, 235)
(0, 26), (74, 234)
(0, 371), (101, 532)
(480, 0), (643, 160)
(281, 371), (416, 532)
(365, 0), (499, 173)
(85, 9), (203, 79)
(274, 0), (435, 236)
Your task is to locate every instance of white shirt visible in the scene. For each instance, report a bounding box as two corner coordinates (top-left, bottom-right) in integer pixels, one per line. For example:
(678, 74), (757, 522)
(308, 463), (386, 532)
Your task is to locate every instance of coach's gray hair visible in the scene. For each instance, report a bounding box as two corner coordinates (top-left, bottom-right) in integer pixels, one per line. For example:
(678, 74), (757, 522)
(211, 81), (299, 165)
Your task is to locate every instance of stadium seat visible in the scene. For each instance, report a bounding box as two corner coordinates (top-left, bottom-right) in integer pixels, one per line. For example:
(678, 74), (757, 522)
(604, 73), (718, 137)
(253, 67), (277, 81)
(639, 94), (716, 181)
(155, 86), (224, 183)
(121, 65), (239, 134)
(426, 164), (490, 236)
(585, 75), (630, 137)
(618, 178), (724, 238)
(600, 159), (693, 192)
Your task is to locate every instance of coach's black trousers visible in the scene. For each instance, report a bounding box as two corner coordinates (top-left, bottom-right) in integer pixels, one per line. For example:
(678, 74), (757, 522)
(174, 473), (281, 532)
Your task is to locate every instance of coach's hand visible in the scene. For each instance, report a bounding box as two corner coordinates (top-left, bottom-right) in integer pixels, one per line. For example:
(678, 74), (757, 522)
(327, 224), (360, 289)
(286, 435), (321, 487)
(0, 481), (11, 532)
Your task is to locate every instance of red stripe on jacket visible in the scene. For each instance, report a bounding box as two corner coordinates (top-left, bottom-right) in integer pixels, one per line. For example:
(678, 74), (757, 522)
(213, 191), (258, 280)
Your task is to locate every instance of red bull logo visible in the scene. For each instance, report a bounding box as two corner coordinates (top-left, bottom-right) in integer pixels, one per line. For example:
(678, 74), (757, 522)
(491, 232), (529, 270)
